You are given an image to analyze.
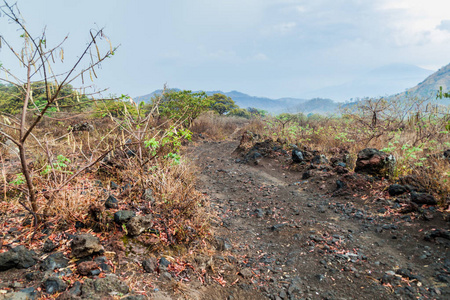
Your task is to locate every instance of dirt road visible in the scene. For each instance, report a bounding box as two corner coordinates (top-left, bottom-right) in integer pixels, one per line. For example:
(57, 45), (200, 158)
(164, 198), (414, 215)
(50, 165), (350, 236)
(189, 139), (449, 300)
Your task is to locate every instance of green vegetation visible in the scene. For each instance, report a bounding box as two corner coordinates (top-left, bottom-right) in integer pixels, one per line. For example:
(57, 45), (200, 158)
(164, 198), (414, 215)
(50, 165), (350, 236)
(208, 93), (237, 115)
(157, 90), (211, 127)
(437, 86), (450, 99)
(0, 82), (91, 115)
(242, 95), (450, 204)
(228, 108), (252, 118)
(247, 107), (268, 117)
(228, 107), (267, 119)
(93, 96), (138, 118)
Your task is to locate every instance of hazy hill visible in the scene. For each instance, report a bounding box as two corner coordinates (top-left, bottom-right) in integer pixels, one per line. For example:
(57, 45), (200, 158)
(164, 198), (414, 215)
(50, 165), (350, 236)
(288, 98), (339, 114)
(135, 90), (314, 113)
(302, 63), (434, 101)
(398, 63), (450, 101)
(133, 63), (446, 115)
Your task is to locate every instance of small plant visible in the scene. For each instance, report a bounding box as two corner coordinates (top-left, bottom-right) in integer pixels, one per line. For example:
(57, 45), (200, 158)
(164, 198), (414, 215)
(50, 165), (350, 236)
(41, 155), (73, 176)
(164, 152), (182, 165)
(9, 173), (25, 186)
(144, 138), (159, 156)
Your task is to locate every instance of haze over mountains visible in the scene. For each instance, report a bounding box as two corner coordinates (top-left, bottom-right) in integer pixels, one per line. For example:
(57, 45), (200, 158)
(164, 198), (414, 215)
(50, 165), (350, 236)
(302, 64), (434, 101)
(399, 63), (450, 102)
(135, 63), (450, 114)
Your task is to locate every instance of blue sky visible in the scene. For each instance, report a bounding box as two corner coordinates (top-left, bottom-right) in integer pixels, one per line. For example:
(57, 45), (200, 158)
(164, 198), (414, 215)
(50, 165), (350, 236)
(2, 0), (450, 99)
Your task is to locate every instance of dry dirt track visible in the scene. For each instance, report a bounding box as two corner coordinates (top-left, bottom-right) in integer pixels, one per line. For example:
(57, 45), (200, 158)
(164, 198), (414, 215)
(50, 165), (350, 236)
(188, 138), (450, 300)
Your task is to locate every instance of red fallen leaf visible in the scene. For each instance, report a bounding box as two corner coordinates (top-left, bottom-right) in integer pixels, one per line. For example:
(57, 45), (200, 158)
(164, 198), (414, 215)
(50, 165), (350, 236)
(212, 275), (227, 287)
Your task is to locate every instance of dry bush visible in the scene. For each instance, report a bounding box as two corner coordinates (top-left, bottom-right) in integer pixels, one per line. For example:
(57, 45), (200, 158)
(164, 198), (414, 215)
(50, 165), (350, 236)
(147, 159), (210, 245)
(35, 176), (104, 226)
(1, 108), (212, 242)
(190, 112), (248, 140)
(244, 118), (267, 137)
(408, 158), (450, 206)
(240, 99), (450, 201)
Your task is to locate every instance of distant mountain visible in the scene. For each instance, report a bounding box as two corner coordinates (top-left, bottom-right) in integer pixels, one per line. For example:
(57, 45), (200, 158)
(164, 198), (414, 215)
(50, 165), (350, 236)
(302, 63), (434, 101)
(133, 63), (443, 115)
(134, 90), (317, 114)
(398, 63), (450, 101)
(288, 98), (339, 114)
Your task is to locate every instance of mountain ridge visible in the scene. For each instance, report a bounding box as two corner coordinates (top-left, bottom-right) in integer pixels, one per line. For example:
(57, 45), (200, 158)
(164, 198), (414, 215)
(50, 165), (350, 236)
(134, 89), (339, 114)
(398, 63), (450, 101)
(134, 63), (450, 115)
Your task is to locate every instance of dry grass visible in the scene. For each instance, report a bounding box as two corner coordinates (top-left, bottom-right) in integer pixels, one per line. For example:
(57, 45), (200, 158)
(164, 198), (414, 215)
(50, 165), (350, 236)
(190, 112), (248, 140)
(0, 112), (212, 246)
(147, 159), (210, 245)
(240, 111), (450, 206)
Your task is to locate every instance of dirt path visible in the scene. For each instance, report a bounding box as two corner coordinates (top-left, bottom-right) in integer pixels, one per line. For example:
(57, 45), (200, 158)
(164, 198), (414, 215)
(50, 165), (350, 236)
(188, 139), (449, 300)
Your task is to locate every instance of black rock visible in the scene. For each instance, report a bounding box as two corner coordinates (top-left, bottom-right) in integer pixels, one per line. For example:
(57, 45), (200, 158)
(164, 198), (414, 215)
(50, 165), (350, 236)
(302, 170), (311, 179)
(336, 162), (346, 168)
(354, 148), (395, 178)
(91, 268), (101, 276)
(215, 237), (232, 251)
(81, 275), (129, 298)
(316, 274), (325, 281)
(43, 238), (57, 253)
(68, 281), (82, 296)
(94, 256), (111, 272)
(25, 271), (41, 282)
(270, 224), (285, 231)
(424, 229), (450, 241)
(142, 257), (157, 273)
(41, 252), (69, 271)
(75, 221), (85, 229)
(292, 149), (304, 163)
(388, 184), (408, 196)
(410, 192), (437, 205)
(159, 257), (171, 268)
(122, 296), (146, 300)
(444, 149), (450, 159)
(42, 277), (67, 294)
(336, 180), (346, 190)
(381, 271), (399, 284)
(4, 288), (38, 300)
(71, 122), (94, 132)
(110, 181), (118, 190)
(254, 208), (264, 218)
(247, 151), (262, 164)
(19, 287), (38, 299)
(312, 154), (328, 165)
(105, 195), (119, 209)
(114, 210), (136, 225)
(126, 215), (153, 236)
(70, 234), (103, 258)
(125, 150), (136, 158)
(0, 245), (37, 271)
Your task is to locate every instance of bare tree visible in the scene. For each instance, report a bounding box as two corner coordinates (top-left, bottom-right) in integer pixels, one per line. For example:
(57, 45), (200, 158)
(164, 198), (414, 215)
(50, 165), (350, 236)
(0, 1), (118, 226)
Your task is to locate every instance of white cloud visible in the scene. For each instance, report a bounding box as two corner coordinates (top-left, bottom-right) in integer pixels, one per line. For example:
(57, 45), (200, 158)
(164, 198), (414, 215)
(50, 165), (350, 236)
(263, 22), (296, 35)
(375, 0), (450, 46)
(295, 6), (306, 13)
(437, 20), (450, 32)
(252, 53), (269, 61)
(207, 50), (237, 60)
